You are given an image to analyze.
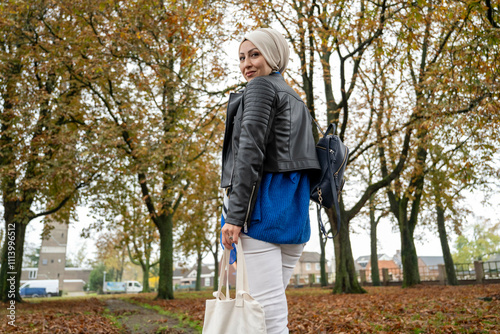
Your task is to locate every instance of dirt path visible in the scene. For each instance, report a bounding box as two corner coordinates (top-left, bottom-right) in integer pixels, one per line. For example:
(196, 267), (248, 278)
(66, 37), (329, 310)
(105, 298), (200, 334)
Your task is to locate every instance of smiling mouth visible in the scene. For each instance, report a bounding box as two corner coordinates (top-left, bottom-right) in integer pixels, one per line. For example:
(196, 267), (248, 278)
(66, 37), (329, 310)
(246, 71), (256, 77)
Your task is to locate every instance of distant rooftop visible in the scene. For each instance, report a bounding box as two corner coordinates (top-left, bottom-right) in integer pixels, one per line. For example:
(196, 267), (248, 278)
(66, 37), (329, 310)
(299, 252), (321, 263)
(419, 256), (444, 267)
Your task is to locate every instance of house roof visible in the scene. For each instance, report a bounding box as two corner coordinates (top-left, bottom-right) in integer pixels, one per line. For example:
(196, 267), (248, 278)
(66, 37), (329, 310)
(393, 251), (402, 267)
(354, 261), (364, 271)
(175, 264), (216, 279)
(355, 254), (391, 268)
(356, 255), (370, 263)
(198, 265), (214, 276)
(419, 256), (444, 267)
(186, 264), (215, 278)
(487, 253), (500, 262)
(299, 252), (321, 263)
(365, 260), (400, 270)
(173, 267), (190, 278)
(356, 254), (390, 263)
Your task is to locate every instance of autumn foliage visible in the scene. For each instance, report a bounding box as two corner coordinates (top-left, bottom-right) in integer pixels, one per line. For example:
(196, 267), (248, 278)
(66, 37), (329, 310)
(3, 285), (499, 333)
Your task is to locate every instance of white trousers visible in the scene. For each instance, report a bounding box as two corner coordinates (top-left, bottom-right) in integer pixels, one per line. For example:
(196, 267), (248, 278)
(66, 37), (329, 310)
(240, 234), (305, 334)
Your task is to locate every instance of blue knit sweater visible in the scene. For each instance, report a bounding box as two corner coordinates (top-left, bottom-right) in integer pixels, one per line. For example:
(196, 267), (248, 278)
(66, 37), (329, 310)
(221, 171), (311, 263)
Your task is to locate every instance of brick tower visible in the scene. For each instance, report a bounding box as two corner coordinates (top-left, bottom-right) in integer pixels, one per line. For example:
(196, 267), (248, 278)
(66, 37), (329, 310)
(37, 220), (69, 289)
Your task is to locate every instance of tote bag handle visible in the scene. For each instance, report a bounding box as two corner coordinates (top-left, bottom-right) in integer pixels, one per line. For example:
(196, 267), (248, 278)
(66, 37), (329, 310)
(215, 241), (250, 303)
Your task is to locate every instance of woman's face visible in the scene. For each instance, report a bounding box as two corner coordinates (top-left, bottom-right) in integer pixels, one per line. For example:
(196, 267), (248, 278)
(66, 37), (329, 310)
(239, 40), (272, 82)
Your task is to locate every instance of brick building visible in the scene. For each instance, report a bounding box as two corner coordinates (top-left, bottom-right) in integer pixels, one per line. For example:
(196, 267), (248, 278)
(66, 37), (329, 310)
(21, 220), (91, 294)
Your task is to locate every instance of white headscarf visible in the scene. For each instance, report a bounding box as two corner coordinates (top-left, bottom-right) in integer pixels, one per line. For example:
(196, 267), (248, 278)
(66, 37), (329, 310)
(241, 28), (290, 74)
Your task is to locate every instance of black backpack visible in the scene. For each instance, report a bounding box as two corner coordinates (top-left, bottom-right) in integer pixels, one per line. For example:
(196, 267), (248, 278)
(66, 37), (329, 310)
(310, 121), (349, 238)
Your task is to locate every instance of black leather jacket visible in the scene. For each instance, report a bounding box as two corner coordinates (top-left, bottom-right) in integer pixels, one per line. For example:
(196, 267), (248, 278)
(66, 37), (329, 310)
(221, 73), (320, 231)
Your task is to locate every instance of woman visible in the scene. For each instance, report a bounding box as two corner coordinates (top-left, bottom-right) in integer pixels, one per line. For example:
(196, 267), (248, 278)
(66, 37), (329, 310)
(220, 28), (320, 334)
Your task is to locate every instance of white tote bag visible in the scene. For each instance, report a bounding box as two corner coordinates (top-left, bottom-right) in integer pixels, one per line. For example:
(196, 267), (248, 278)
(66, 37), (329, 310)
(202, 241), (267, 334)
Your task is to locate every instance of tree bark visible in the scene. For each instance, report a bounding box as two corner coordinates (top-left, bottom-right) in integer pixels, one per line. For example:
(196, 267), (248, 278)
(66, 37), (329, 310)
(399, 207), (421, 287)
(195, 251), (202, 291)
(156, 214), (174, 300)
(142, 262), (150, 293)
(369, 195), (381, 286)
(435, 198), (458, 285)
(211, 229), (220, 291)
(332, 209), (366, 294)
(318, 221), (328, 287)
(0, 204), (28, 302)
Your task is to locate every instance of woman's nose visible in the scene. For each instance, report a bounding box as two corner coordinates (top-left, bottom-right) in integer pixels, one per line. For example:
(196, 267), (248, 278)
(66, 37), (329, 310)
(243, 57), (252, 68)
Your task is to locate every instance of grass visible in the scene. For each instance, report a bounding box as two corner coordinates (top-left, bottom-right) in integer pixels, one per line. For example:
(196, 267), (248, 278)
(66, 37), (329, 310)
(127, 298), (203, 332)
(102, 307), (124, 331)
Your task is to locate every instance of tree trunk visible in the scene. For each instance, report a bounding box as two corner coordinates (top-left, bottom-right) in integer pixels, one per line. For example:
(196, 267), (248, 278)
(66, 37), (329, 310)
(369, 195), (381, 286)
(119, 249), (125, 282)
(212, 242), (219, 292)
(318, 222), (328, 287)
(332, 209), (366, 294)
(195, 251), (202, 291)
(142, 260), (150, 293)
(156, 214), (174, 300)
(399, 212), (420, 287)
(436, 203), (458, 285)
(0, 203), (28, 302)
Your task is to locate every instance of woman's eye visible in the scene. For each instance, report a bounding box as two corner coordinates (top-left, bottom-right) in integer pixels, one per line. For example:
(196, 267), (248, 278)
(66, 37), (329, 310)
(239, 56), (245, 62)
(251, 52), (259, 57)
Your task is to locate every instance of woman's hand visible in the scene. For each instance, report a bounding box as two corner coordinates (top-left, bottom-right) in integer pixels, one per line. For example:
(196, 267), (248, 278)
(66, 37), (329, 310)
(221, 223), (242, 250)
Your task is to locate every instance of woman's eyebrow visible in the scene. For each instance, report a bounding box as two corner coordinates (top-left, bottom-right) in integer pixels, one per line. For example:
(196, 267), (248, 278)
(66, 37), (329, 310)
(240, 48), (259, 55)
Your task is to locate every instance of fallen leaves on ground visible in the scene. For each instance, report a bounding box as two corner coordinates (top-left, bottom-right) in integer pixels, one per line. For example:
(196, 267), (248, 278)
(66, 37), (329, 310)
(132, 284), (500, 333)
(0, 297), (121, 333)
(1, 284), (499, 333)
(286, 285), (500, 333)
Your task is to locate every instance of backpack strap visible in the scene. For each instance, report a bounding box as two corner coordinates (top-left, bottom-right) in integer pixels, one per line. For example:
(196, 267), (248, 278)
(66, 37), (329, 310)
(316, 127), (341, 239)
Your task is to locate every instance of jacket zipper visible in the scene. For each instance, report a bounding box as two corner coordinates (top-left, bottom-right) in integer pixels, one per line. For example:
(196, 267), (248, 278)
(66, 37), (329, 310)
(243, 183), (256, 233)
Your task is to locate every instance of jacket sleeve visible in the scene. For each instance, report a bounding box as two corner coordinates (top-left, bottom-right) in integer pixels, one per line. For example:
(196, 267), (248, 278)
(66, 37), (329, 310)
(225, 77), (276, 228)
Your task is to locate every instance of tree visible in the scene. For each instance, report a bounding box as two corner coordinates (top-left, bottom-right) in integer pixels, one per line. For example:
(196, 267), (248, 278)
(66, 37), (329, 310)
(0, 2), (101, 302)
(238, 0), (411, 294)
(87, 263), (107, 293)
(39, 0), (229, 300)
(425, 126), (497, 285)
(175, 146), (222, 292)
(66, 242), (88, 268)
(484, 0), (499, 28)
(85, 176), (161, 292)
(363, 149), (390, 286)
(453, 220), (500, 264)
(313, 0), (411, 294)
(124, 211), (160, 293)
(95, 231), (128, 282)
(379, 1), (500, 287)
(22, 243), (40, 268)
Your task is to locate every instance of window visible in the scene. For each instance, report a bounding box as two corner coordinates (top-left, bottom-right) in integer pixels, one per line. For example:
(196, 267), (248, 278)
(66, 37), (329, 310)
(205, 278), (211, 287)
(306, 263), (311, 271)
(29, 270), (37, 279)
(42, 259), (48, 265)
(315, 263), (321, 271)
(51, 259), (54, 263)
(316, 276), (321, 283)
